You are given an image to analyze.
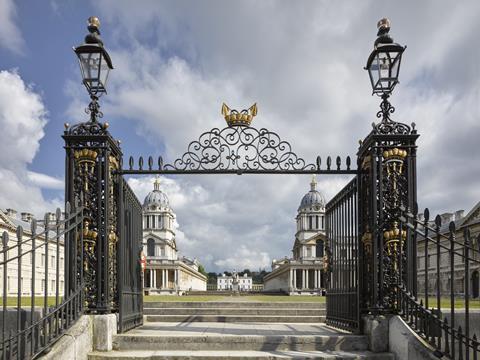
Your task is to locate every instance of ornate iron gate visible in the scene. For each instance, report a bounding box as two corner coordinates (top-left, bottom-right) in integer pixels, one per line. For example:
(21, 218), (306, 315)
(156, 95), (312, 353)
(325, 177), (360, 332)
(117, 177), (143, 333)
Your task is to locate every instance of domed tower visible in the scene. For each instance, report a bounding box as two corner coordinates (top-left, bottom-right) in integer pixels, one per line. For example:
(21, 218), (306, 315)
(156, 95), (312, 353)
(143, 178), (177, 260)
(293, 176), (326, 259)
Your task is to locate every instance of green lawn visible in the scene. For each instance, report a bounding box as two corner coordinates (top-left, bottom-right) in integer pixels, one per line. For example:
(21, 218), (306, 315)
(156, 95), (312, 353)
(417, 297), (480, 309)
(5, 296), (60, 307)
(144, 295), (326, 302)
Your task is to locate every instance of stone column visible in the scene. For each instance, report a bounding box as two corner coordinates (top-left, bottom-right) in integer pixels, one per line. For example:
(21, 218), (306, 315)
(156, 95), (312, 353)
(306, 269), (309, 289)
(162, 269), (166, 289)
(153, 269), (157, 289)
(302, 269), (306, 289)
(166, 269), (169, 289)
(174, 269), (178, 290)
(314, 270), (318, 289)
(149, 269), (153, 289)
(293, 269), (297, 289)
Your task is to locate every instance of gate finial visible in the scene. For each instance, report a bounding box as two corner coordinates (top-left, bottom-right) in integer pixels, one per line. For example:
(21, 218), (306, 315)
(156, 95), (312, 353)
(222, 103), (257, 127)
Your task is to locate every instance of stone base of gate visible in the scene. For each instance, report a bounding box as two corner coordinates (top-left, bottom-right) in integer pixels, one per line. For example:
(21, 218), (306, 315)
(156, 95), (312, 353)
(362, 314), (440, 360)
(39, 314), (118, 359)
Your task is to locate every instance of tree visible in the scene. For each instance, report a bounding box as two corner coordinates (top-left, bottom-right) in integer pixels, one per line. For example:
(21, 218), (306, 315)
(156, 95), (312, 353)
(198, 264), (208, 277)
(207, 272), (217, 284)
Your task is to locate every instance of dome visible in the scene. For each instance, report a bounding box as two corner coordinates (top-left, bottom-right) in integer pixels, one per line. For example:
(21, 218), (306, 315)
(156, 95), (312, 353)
(298, 177), (325, 211)
(143, 178), (170, 209)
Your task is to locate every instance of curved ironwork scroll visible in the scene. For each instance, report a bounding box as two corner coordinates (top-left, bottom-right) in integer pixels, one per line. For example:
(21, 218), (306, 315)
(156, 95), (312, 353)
(373, 95), (412, 135)
(162, 126), (316, 172)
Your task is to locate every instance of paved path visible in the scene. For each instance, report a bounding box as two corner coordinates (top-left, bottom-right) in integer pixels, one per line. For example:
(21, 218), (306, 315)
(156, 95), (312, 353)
(128, 321), (342, 336)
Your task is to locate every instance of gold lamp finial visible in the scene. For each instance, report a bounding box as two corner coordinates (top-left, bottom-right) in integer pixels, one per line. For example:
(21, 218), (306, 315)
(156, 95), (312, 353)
(88, 16), (101, 29)
(377, 18), (390, 31)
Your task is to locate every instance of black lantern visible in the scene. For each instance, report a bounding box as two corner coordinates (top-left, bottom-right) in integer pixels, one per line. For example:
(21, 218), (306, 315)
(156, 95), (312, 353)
(365, 18), (406, 96)
(74, 16), (113, 96)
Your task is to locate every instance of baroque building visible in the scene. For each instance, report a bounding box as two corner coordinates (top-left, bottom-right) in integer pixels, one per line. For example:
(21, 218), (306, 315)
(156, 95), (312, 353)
(142, 179), (206, 294)
(263, 177), (327, 295)
(0, 209), (64, 296)
(417, 201), (480, 297)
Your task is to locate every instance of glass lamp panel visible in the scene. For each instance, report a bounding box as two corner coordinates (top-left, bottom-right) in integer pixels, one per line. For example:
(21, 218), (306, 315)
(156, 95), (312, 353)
(78, 52), (102, 92)
(98, 53), (111, 90)
(368, 55), (381, 91)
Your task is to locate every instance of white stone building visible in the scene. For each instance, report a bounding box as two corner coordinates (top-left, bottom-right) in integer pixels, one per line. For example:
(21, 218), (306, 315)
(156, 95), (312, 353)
(217, 273), (253, 291)
(264, 177), (327, 295)
(143, 179), (207, 295)
(0, 209), (64, 297)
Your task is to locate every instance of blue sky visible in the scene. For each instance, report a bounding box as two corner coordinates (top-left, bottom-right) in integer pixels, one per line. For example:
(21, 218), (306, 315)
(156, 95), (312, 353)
(0, 0), (479, 272)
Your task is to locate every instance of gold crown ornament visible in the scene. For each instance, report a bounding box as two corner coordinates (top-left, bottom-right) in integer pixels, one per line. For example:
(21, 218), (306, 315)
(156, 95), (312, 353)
(222, 103), (257, 127)
(383, 222), (407, 257)
(74, 149), (98, 165)
(383, 148), (407, 176)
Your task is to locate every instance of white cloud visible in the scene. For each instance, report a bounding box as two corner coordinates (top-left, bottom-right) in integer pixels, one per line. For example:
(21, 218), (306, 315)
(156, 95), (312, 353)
(0, 70), (60, 216)
(76, 0), (480, 271)
(27, 171), (64, 189)
(0, 0), (25, 54)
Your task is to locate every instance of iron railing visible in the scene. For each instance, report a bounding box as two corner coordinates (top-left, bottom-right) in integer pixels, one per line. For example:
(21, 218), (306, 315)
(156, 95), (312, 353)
(325, 177), (360, 332)
(399, 206), (480, 359)
(0, 200), (83, 360)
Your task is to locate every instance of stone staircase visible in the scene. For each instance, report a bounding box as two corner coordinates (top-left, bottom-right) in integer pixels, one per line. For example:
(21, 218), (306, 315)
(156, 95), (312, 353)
(89, 301), (394, 359)
(143, 301), (326, 323)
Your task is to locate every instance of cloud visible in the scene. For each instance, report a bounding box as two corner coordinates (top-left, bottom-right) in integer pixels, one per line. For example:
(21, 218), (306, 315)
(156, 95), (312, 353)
(27, 171), (64, 190)
(0, 0), (25, 54)
(76, 0), (480, 271)
(0, 70), (61, 216)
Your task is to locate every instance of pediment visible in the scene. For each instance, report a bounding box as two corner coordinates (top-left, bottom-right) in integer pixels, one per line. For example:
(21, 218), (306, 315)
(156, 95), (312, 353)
(461, 201), (480, 227)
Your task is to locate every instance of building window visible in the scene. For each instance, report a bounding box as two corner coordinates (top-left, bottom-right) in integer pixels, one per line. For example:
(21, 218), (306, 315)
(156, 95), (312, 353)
(316, 240), (324, 258)
(309, 216), (313, 230)
(321, 216), (324, 229)
(315, 216), (319, 229)
(147, 239), (155, 256)
(152, 216), (156, 229)
(161, 247), (166, 257)
(146, 216), (150, 229)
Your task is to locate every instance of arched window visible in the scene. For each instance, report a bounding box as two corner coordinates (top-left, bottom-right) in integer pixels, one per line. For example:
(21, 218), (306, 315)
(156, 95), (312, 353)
(316, 240), (324, 258)
(147, 238), (155, 256)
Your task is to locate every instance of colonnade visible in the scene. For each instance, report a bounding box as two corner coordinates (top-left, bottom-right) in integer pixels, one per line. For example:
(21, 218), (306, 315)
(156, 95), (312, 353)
(289, 268), (323, 290)
(147, 268), (178, 289)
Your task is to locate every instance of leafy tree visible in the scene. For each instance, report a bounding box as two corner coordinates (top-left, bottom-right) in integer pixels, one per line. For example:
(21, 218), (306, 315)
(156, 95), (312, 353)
(207, 272), (217, 284)
(198, 264), (208, 277)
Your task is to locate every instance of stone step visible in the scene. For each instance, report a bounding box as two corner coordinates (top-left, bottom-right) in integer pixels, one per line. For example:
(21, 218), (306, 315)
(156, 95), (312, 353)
(144, 308), (326, 316)
(145, 315), (326, 323)
(89, 350), (394, 360)
(144, 302), (325, 309)
(113, 334), (367, 352)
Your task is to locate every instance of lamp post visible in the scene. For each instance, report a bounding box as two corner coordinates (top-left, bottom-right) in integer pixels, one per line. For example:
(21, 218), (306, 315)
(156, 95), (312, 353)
(365, 18), (409, 135)
(65, 17), (121, 313)
(73, 16), (114, 123)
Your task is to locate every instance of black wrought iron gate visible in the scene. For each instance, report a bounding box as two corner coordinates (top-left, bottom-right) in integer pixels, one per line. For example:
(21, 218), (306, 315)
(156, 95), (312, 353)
(117, 177), (143, 333)
(325, 177), (360, 332)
